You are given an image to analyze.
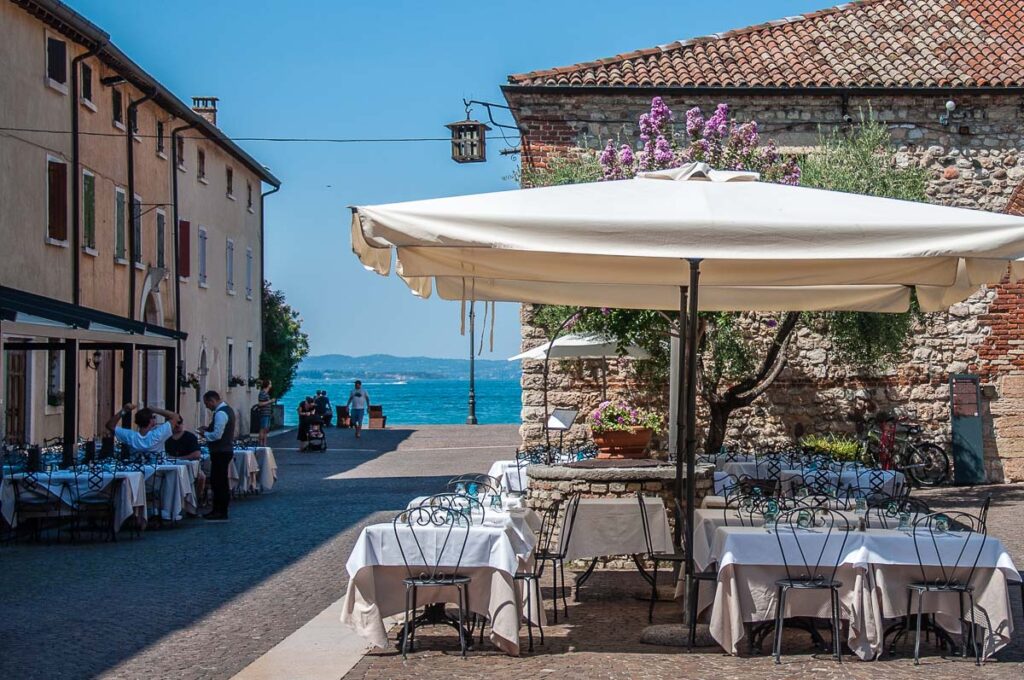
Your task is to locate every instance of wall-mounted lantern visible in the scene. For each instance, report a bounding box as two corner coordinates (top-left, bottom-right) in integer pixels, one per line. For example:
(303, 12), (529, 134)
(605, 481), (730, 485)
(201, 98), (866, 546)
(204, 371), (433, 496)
(445, 117), (491, 163)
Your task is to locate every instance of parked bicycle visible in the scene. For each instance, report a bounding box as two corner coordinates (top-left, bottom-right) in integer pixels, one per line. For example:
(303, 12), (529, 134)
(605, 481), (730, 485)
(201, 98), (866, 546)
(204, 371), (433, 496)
(857, 413), (950, 486)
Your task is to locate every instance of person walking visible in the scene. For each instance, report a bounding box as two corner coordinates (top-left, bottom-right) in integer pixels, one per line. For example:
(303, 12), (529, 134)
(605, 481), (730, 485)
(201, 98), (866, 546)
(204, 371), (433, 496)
(314, 390), (333, 427)
(297, 397), (315, 451)
(346, 380), (370, 439)
(257, 379), (274, 446)
(201, 390), (235, 520)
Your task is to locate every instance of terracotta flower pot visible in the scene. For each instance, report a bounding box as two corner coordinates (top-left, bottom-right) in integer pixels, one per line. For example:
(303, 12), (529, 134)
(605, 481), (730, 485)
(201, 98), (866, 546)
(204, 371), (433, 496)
(593, 427), (653, 459)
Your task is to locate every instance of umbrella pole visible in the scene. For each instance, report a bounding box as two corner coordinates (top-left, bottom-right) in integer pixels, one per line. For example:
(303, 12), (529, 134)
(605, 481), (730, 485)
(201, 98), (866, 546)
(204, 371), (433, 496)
(543, 310), (581, 460)
(674, 285), (688, 549)
(684, 259), (702, 581)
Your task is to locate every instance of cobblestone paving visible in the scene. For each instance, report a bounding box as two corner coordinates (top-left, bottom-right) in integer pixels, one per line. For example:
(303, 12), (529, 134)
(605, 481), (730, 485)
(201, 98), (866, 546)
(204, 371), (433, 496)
(0, 424), (521, 680)
(345, 484), (1024, 680)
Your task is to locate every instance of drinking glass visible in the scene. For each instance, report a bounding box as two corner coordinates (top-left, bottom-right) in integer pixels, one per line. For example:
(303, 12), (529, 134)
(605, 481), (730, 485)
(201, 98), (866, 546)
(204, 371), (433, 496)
(455, 482), (466, 496)
(897, 512), (911, 531)
(467, 482), (478, 498)
(854, 496), (867, 518)
(934, 514), (949, 533)
(490, 494), (502, 511)
(797, 510), (812, 529)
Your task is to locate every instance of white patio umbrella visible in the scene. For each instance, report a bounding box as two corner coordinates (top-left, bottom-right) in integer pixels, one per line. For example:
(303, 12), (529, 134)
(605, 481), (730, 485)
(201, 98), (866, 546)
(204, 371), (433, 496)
(350, 161), (1024, 581)
(509, 332), (651, 361)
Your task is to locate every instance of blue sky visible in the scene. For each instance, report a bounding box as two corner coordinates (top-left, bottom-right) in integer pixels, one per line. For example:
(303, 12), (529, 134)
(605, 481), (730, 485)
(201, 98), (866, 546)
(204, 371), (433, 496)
(69, 0), (829, 359)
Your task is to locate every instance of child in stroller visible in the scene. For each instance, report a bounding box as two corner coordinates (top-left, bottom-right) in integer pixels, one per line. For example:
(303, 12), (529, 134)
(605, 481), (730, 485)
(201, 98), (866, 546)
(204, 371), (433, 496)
(305, 415), (327, 452)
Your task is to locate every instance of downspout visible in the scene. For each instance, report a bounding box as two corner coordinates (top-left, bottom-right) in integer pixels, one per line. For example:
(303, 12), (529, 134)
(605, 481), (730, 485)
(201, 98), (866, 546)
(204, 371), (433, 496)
(259, 183), (281, 354)
(171, 122), (195, 401)
(126, 89), (155, 320)
(70, 43), (104, 305)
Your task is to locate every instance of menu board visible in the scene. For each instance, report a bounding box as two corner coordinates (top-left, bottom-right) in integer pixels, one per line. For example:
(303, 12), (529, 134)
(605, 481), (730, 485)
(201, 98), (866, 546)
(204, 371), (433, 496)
(951, 377), (979, 418)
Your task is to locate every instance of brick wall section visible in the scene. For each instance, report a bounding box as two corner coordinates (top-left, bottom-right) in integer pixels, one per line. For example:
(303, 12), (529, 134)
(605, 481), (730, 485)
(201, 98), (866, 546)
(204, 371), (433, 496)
(507, 88), (1024, 482)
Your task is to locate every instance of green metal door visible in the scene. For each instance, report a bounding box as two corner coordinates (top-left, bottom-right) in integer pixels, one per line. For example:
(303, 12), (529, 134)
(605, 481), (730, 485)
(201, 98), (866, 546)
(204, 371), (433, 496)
(950, 374), (985, 485)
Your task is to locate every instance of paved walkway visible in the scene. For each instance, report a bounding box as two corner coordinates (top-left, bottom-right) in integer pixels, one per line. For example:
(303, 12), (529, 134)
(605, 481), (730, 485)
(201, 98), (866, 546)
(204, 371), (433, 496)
(0, 424), (520, 680)
(344, 484), (1024, 680)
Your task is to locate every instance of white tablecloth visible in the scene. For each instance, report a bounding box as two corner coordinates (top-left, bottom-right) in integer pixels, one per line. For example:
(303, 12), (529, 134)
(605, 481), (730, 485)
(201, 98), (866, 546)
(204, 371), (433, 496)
(228, 450), (261, 493)
(562, 496), (673, 561)
(1, 470), (144, 531)
(487, 459), (529, 493)
(694, 524), (1017, 659)
(342, 514), (540, 655)
(144, 461), (199, 521)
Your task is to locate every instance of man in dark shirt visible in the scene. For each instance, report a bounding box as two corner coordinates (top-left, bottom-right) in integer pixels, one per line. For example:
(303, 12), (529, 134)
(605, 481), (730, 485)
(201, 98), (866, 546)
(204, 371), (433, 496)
(164, 415), (206, 509)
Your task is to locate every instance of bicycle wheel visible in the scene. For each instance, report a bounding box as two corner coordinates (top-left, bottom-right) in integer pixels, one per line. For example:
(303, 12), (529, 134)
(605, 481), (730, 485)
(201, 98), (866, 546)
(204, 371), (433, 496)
(904, 442), (950, 486)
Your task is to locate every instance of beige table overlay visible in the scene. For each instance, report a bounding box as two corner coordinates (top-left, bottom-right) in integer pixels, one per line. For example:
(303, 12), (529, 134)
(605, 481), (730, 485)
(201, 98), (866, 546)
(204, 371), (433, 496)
(562, 496), (672, 561)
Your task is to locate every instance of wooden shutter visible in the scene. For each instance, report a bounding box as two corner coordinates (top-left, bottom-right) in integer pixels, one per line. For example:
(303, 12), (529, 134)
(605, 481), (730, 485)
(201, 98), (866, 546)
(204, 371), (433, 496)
(82, 172), (95, 248)
(178, 220), (191, 277)
(47, 161), (67, 241)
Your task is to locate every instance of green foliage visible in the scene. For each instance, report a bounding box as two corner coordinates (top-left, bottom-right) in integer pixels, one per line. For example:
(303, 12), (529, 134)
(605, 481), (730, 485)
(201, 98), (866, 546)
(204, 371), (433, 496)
(518, 152), (602, 188)
(799, 432), (863, 462)
(259, 281), (309, 398)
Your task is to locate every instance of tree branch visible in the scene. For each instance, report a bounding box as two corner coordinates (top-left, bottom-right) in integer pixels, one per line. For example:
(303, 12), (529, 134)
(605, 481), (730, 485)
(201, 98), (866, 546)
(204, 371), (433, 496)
(722, 312), (800, 406)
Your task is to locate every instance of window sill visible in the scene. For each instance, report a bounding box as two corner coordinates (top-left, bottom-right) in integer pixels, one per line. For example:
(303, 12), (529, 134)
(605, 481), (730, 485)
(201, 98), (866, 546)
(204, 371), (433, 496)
(46, 78), (68, 95)
(247, 207), (255, 214)
(113, 120), (126, 131)
(199, 280), (208, 289)
(45, 237), (69, 248)
(80, 98), (97, 112)
(132, 134), (142, 144)
(115, 257), (128, 266)
(44, 404), (64, 416)
(246, 293), (253, 301)
(227, 194), (236, 201)
(157, 151), (167, 160)
(82, 246), (98, 257)
(198, 177), (209, 185)
(227, 289), (236, 296)
(178, 275), (190, 283)
(133, 261), (145, 271)
(177, 164), (187, 173)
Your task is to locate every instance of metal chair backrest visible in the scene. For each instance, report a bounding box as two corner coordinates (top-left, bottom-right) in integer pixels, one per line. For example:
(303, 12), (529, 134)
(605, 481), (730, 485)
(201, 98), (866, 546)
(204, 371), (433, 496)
(636, 492), (667, 555)
(801, 468), (839, 495)
(717, 473), (741, 502)
(912, 511), (988, 589)
(86, 463), (106, 493)
(774, 507), (850, 584)
(446, 475), (499, 500)
(418, 492), (485, 524)
(755, 453), (783, 480)
(737, 474), (773, 497)
(979, 494), (992, 526)
(393, 502), (472, 583)
(552, 492), (582, 558)
(725, 492), (782, 527)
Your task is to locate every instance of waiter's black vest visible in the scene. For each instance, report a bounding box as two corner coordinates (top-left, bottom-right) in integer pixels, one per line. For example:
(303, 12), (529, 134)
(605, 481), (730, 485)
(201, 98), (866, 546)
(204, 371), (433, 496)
(208, 403), (235, 454)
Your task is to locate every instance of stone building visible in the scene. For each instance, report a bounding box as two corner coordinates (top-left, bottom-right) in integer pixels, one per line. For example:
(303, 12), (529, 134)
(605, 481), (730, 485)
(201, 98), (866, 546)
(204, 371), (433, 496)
(502, 0), (1024, 481)
(0, 0), (280, 452)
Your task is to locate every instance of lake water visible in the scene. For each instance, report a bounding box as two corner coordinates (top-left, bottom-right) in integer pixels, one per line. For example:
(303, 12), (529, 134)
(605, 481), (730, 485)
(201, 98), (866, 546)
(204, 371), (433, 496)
(279, 377), (522, 426)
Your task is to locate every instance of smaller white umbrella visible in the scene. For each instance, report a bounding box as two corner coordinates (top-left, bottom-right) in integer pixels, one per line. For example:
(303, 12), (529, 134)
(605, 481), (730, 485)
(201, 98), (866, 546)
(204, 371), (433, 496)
(508, 332), (651, 361)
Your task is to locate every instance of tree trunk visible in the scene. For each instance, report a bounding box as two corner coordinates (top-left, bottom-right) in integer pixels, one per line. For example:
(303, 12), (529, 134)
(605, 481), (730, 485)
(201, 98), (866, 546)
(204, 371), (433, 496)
(704, 401), (730, 455)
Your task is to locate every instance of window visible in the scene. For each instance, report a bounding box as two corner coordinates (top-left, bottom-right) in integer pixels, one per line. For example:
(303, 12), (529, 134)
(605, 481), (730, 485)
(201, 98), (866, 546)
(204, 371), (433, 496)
(226, 339), (234, 389)
(245, 247), (253, 299)
(226, 238), (235, 294)
(226, 166), (234, 198)
(46, 36), (67, 91)
(46, 156), (68, 243)
(114, 187), (126, 261)
(112, 89), (124, 128)
(198, 227), (207, 286)
(80, 62), (93, 105)
(176, 136), (185, 168)
(156, 209), (166, 268)
(132, 195), (142, 265)
(178, 220), (191, 278)
(246, 182), (253, 211)
(197, 148), (206, 181)
(129, 106), (138, 135)
(82, 169), (96, 251)
(246, 342), (254, 392)
(156, 122), (165, 155)
(46, 349), (63, 408)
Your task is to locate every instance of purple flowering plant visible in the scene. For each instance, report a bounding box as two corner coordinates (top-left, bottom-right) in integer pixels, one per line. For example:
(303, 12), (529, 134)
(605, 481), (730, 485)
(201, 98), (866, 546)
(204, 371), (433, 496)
(598, 98), (800, 185)
(589, 400), (662, 434)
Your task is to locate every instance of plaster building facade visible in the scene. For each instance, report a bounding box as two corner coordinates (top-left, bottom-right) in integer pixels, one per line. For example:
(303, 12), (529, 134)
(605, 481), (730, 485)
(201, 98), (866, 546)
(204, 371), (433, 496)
(503, 0), (1024, 481)
(0, 0), (279, 454)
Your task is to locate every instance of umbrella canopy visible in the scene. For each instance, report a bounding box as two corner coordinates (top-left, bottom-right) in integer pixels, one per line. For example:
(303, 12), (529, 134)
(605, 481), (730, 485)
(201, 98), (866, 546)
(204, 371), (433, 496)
(509, 332), (652, 361)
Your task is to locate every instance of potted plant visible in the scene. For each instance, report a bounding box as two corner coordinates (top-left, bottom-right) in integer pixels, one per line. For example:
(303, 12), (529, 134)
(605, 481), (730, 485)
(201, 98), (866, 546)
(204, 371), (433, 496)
(589, 401), (662, 459)
(228, 375), (246, 388)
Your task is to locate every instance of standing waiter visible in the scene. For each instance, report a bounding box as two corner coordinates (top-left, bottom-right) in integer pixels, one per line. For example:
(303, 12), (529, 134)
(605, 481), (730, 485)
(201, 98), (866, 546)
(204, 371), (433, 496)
(201, 390), (235, 520)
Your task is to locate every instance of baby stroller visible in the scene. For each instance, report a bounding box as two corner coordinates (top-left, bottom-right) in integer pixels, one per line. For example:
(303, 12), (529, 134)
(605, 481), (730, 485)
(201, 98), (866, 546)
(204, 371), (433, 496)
(305, 416), (327, 452)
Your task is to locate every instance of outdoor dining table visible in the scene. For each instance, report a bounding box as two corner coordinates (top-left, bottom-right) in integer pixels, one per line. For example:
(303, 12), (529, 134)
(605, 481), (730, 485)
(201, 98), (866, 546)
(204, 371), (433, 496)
(340, 507), (543, 656)
(487, 459), (529, 493)
(233, 447), (278, 492)
(227, 449), (261, 494)
(565, 496), (673, 595)
(0, 468), (145, 532)
(682, 518), (1018, 660)
(144, 460), (199, 521)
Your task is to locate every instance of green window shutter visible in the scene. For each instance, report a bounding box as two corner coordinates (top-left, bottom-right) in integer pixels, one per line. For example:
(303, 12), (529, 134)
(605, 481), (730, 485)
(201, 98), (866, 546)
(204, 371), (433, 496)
(156, 212), (165, 268)
(115, 190), (125, 259)
(83, 173), (95, 249)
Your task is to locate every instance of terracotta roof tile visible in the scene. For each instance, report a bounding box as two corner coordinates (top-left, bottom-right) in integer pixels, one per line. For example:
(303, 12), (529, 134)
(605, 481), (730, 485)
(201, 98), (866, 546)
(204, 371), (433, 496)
(508, 0), (1024, 88)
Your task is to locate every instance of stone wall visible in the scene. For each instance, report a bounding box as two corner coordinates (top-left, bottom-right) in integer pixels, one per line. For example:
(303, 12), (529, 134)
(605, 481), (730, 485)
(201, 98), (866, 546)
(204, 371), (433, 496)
(506, 88), (1024, 482)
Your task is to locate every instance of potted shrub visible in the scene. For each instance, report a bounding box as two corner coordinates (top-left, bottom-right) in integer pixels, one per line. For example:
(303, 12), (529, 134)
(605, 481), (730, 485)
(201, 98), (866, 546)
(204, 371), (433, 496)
(589, 401), (662, 459)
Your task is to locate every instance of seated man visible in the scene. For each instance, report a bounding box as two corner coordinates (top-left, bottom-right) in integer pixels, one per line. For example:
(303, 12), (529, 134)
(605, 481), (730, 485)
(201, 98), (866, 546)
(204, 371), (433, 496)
(164, 415), (206, 505)
(104, 402), (179, 458)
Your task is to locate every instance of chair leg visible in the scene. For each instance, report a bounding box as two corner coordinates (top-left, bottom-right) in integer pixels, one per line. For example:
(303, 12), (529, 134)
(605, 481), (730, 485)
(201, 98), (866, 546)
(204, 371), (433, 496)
(832, 588), (843, 662)
(913, 590), (923, 665)
(456, 585), (468, 657)
(968, 592), (980, 666)
(523, 578), (534, 653)
(534, 576), (545, 645)
(410, 585), (418, 651)
(550, 560), (558, 624)
(560, 560), (569, 618)
(401, 586), (412, 659)
(649, 559), (659, 623)
(773, 586), (786, 664)
(687, 575), (698, 650)
(958, 592), (967, 658)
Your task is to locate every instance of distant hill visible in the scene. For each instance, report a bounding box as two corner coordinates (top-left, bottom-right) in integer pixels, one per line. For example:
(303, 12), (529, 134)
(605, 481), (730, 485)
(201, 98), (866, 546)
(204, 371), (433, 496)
(297, 354), (521, 382)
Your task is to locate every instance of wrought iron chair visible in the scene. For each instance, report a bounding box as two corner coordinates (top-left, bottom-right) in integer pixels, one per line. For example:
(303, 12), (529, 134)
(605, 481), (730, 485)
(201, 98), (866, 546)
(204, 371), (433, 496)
(145, 466), (169, 528)
(73, 465), (124, 542)
(535, 492), (581, 623)
(393, 502), (473, 657)
(724, 492), (783, 527)
(684, 497), (720, 650)
(446, 475), (500, 506)
(737, 473), (775, 498)
(772, 507), (851, 664)
(636, 492), (686, 622)
(905, 511), (989, 665)
(10, 468), (69, 542)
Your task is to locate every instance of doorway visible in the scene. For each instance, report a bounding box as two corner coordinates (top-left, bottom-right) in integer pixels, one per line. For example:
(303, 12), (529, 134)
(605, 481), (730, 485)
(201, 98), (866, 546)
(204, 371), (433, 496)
(4, 350), (28, 444)
(94, 350), (115, 434)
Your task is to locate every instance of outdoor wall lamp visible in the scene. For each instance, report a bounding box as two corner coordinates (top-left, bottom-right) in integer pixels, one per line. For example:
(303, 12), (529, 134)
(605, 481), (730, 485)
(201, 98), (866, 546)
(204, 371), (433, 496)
(446, 107), (491, 163)
(85, 350), (102, 370)
(939, 99), (959, 126)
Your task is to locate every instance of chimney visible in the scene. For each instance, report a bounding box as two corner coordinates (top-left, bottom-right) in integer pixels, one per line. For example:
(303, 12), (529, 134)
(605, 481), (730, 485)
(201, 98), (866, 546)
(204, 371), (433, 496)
(191, 96), (219, 126)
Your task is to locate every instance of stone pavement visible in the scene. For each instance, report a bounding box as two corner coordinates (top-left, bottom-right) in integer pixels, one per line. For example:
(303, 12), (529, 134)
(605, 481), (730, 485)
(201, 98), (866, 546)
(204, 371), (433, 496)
(344, 484), (1024, 680)
(0, 424), (521, 680)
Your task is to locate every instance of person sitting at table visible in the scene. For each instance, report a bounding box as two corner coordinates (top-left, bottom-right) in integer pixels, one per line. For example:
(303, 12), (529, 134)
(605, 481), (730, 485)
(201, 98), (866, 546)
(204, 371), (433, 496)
(164, 415), (206, 506)
(104, 402), (179, 458)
